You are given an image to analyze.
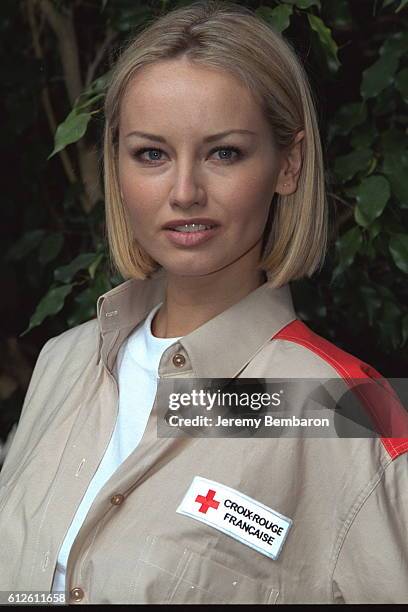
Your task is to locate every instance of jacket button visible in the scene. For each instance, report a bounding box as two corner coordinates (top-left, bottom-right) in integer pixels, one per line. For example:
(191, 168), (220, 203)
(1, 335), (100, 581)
(110, 493), (125, 505)
(70, 587), (84, 602)
(172, 353), (186, 367)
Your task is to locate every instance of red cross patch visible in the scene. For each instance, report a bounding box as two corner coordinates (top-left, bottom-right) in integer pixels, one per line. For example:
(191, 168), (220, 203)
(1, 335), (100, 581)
(195, 488), (220, 513)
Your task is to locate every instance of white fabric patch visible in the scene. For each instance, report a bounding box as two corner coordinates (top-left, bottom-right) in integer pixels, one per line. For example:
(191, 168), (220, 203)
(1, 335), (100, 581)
(176, 476), (292, 560)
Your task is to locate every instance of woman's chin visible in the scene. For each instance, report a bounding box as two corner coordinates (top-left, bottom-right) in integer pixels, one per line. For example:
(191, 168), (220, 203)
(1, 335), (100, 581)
(160, 262), (223, 279)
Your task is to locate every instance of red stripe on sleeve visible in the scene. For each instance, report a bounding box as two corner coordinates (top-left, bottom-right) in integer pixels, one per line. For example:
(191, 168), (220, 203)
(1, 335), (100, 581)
(273, 319), (408, 459)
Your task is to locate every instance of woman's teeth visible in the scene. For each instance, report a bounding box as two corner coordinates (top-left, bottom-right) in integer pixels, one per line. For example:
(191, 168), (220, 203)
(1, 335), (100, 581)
(171, 223), (213, 233)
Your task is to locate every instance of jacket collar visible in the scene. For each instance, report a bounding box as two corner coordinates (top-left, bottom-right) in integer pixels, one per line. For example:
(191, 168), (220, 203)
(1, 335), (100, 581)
(96, 268), (297, 379)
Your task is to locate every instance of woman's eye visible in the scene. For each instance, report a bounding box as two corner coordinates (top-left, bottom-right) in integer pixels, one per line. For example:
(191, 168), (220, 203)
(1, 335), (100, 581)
(210, 146), (242, 162)
(133, 148), (165, 163)
(132, 145), (242, 164)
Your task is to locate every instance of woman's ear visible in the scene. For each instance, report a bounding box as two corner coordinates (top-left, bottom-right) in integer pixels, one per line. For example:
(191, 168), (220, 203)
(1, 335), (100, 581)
(275, 130), (305, 196)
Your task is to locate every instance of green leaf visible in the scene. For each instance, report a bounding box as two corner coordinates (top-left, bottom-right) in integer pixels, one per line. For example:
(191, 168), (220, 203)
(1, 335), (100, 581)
(366, 157), (378, 176)
(283, 0), (321, 9)
(396, 0), (408, 11)
(54, 253), (98, 283)
(67, 287), (96, 327)
(83, 71), (112, 97)
(269, 4), (293, 32)
(350, 122), (378, 150)
(334, 149), (373, 182)
(48, 109), (92, 159)
(307, 14), (340, 70)
(396, 67), (408, 102)
(74, 93), (105, 113)
(324, 0), (352, 28)
(361, 32), (408, 100)
(352, 175), (390, 227)
(381, 128), (407, 156)
(67, 272), (112, 327)
(5, 229), (45, 261)
(389, 234), (408, 273)
(256, 5), (293, 32)
(382, 150), (408, 207)
(372, 87), (397, 117)
(380, 31), (408, 58)
(361, 53), (399, 100)
(88, 253), (104, 280)
(20, 284), (74, 337)
(333, 102), (367, 136)
(38, 233), (64, 265)
(336, 226), (363, 270)
(368, 219), (381, 241)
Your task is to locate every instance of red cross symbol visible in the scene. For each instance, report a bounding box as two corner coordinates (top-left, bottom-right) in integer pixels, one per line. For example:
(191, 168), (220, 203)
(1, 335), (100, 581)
(195, 489), (220, 514)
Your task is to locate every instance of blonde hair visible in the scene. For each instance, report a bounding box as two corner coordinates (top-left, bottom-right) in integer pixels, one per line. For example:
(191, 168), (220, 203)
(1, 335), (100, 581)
(103, 0), (328, 287)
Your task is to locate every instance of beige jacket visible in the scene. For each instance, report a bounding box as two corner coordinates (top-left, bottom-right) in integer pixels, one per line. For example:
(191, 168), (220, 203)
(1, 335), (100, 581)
(0, 269), (407, 605)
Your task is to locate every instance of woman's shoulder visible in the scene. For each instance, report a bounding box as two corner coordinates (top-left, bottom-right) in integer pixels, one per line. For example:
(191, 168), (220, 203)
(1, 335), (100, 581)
(272, 318), (379, 379)
(250, 318), (408, 461)
(34, 318), (100, 379)
(250, 317), (380, 380)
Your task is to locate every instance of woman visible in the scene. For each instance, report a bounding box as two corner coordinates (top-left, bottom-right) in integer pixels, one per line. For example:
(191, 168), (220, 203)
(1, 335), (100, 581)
(0, 0), (407, 605)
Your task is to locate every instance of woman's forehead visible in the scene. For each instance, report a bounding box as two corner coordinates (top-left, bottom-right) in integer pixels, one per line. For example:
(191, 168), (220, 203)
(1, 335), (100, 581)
(119, 60), (265, 137)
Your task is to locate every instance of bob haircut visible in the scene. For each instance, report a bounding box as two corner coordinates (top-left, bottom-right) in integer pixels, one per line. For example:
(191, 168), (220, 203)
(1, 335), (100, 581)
(103, 0), (328, 287)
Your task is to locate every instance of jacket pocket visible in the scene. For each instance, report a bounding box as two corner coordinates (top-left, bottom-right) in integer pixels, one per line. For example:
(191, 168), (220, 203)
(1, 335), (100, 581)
(135, 534), (279, 605)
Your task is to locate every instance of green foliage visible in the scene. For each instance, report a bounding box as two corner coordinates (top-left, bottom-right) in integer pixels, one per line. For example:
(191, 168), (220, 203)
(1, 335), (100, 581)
(351, 175), (391, 228)
(396, 66), (408, 100)
(389, 234), (408, 273)
(48, 83), (108, 156)
(54, 253), (101, 283)
(48, 109), (92, 159)
(333, 227), (363, 278)
(361, 32), (408, 99)
(6, 230), (46, 261)
(307, 14), (340, 70)
(20, 284), (75, 337)
(38, 233), (64, 265)
(256, 5), (293, 32)
(285, 0), (321, 8)
(2, 0), (407, 426)
(334, 149), (373, 182)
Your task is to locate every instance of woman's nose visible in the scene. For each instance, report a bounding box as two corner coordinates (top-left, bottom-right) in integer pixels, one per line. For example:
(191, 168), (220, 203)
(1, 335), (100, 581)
(169, 163), (205, 209)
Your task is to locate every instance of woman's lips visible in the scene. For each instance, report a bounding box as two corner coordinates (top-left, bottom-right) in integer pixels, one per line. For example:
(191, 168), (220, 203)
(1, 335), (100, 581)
(163, 226), (220, 247)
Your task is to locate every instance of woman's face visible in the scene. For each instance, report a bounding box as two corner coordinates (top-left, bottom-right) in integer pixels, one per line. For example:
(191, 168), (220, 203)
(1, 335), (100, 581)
(118, 57), (288, 279)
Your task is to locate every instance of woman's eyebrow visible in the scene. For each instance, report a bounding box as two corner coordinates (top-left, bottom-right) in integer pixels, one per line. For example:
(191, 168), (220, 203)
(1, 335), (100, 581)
(125, 129), (256, 143)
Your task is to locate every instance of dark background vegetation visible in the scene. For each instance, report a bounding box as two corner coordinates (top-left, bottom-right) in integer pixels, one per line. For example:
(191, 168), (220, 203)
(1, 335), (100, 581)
(0, 0), (407, 450)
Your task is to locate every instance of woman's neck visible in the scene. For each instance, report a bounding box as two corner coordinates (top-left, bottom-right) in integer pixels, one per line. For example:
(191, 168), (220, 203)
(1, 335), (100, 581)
(151, 266), (267, 338)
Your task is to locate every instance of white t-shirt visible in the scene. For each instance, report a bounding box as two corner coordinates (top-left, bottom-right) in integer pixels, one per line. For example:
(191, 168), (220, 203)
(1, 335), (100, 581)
(51, 302), (180, 593)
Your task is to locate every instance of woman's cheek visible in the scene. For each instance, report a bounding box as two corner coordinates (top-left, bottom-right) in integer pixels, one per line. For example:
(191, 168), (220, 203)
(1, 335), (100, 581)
(126, 204), (151, 236)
